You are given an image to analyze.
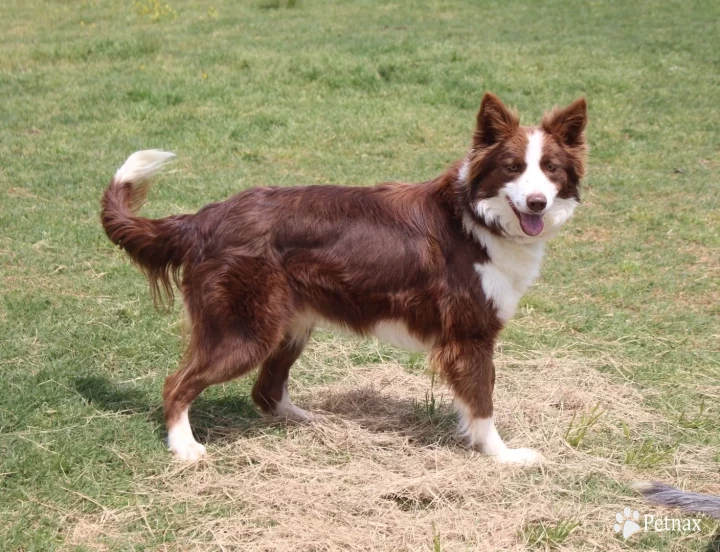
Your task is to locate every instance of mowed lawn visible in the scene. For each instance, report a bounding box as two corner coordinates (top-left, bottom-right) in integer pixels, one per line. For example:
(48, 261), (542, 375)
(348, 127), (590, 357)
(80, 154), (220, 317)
(1, 0), (718, 550)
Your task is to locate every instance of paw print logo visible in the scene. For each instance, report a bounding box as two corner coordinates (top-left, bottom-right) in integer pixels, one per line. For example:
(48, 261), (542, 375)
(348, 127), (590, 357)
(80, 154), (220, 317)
(614, 508), (641, 539)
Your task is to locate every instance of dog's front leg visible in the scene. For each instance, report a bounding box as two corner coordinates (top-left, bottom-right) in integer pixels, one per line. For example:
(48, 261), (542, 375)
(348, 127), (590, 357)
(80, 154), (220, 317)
(433, 339), (544, 466)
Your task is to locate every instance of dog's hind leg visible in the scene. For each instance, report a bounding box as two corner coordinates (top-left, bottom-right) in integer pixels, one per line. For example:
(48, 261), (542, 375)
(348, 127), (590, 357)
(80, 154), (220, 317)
(163, 359), (210, 462)
(163, 331), (281, 461)
(163, 261), (292, 461)
(251, 322), (316, 422)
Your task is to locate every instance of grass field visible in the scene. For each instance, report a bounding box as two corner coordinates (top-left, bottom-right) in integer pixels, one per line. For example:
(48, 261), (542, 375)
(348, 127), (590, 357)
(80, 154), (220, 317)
(1, 0), (719, 550)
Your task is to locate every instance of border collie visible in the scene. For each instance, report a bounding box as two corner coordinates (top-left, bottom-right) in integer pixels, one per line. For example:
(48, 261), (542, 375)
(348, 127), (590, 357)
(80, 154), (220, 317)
(101, 93), (588, 464)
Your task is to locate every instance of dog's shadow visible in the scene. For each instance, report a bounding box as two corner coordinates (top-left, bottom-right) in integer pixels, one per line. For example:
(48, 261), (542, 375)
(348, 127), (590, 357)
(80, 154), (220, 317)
(73, 376), (459, 449)
(74, 376), (259, 445)
(312, 383), (459, 447)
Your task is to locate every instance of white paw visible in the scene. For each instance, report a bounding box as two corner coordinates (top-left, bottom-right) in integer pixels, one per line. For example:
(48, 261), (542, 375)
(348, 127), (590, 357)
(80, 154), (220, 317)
(493, 447), (545, 466)
(274, 403), (320, 422)
(170, 440), (207, 462)
(273, 386), (320, 422)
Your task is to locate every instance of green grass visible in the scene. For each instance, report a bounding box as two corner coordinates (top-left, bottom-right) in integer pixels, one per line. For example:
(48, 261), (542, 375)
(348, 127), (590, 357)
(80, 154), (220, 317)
(1, 0), (718, 550)
(564, 403), (605, 449)
(523, 518), (580, 549)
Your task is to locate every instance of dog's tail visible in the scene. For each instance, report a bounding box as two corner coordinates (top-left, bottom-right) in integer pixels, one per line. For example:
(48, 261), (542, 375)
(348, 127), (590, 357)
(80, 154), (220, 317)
(101, 150), (194, 306)
(634, 482), (720, 519)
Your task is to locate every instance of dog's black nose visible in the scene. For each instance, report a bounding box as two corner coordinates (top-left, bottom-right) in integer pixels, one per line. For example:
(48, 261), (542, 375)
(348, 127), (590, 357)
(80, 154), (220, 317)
(526, 193), (547, 213)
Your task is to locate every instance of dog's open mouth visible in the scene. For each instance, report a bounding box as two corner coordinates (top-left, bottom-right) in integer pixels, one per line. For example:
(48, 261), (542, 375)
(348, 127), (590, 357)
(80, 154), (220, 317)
(508, 199), (544, 236)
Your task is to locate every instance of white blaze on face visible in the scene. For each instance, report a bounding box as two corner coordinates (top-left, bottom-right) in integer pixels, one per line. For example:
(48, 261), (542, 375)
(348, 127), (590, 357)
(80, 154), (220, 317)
(504, 130), (558, 213)
(467, 128), (578, 241)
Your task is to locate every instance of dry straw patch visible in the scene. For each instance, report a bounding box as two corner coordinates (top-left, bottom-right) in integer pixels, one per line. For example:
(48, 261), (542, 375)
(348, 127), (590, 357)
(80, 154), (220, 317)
(68, 339), (718, 551)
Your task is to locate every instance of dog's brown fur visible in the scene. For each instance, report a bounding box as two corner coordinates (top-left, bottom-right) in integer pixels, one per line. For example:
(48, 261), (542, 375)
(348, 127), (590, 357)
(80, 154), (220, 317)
(101, 93), (587, 460)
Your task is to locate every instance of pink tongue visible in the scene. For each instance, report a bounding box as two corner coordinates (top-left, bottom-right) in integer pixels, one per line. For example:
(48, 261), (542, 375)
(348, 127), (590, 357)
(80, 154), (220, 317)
(519, 213), (544, 236)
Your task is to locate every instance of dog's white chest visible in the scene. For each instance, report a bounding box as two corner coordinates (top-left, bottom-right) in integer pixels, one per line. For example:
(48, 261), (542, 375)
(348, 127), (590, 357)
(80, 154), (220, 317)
(292, 312), (432, 352)
(371, 320), (431, 352)
(472, 230), (545, 323)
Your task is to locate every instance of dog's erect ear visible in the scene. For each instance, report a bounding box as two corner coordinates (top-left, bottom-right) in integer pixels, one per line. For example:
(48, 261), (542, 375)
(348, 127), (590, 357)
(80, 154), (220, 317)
(473, 93), (520, 149)
(542, 98), (587, 148)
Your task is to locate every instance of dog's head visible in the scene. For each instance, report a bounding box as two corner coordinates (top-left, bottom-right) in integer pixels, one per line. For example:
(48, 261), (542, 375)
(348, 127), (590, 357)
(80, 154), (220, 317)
(460, 93), (588, 242)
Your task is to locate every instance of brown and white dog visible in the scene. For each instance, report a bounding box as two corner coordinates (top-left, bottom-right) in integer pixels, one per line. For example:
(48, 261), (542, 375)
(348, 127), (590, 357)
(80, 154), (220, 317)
(101, 93), (587, 465)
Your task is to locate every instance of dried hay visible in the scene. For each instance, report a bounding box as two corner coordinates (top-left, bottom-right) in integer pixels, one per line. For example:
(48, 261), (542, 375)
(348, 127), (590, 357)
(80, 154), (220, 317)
(67, 338), (719, 551)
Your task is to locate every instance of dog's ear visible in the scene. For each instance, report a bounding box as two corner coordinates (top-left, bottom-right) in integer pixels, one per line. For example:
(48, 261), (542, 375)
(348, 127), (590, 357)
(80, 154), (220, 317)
(473, 93), (520, 149)
(542, 98), (587, 148)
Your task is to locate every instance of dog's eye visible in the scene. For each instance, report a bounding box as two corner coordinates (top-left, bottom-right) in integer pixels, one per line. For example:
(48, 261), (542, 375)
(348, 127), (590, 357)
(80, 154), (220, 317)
(546, 163), (557, 173)
(506, 164), (520, 173)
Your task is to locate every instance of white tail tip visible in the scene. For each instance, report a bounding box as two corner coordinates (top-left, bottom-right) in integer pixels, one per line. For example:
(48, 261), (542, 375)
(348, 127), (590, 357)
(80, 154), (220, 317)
(114, 150), (176, 185)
